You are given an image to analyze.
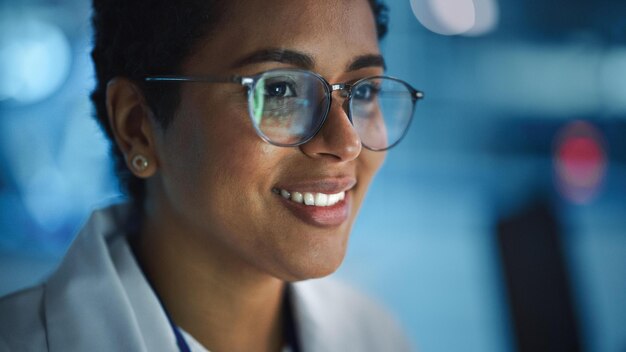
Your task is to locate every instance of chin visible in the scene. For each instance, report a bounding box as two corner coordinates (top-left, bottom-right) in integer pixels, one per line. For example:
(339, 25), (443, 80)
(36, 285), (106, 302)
(276, 248), (348, 282)
(258, 219), (355, 282)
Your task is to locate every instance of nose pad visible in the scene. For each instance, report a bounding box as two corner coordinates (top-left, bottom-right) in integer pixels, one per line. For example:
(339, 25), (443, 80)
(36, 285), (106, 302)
(340, 98), (352, 124)
(330, 87), (352, 124)
(299, 90), (362, 161)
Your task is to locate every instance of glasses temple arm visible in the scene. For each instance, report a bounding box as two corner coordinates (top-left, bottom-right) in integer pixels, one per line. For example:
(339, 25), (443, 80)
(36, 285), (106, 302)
(144, 75), (252, 85)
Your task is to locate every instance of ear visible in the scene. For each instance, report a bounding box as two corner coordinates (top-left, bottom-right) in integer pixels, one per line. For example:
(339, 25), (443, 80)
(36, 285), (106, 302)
(106, 77), (158, 178)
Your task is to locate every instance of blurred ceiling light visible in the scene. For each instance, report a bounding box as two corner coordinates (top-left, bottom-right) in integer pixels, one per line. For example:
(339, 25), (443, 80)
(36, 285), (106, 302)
(410, 0), (498, 36)
(475, 43), (604, 115)
(601, 47), (626, 112)
(0, 17), (71, 104)
(553, 121), (607, 205)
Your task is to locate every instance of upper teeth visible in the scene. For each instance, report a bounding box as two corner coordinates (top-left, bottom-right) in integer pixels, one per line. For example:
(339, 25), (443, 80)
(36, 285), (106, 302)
(276, 189), (345, 207)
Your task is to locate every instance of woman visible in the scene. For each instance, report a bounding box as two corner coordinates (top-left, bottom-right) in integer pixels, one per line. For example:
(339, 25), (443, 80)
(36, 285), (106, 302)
(0, 0), (423, 351)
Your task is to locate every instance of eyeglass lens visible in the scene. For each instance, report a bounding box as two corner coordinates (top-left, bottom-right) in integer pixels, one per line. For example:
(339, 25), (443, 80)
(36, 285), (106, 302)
(250, 72), (329, 146)
(350, 77), (415, 150)
(247, 70), (415, 150)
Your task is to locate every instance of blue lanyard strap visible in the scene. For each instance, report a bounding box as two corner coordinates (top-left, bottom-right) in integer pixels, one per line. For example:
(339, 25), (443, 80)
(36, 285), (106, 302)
(162, 307), (192, 352)
(162, 288), (301, 352)
(283, 285), (302, 352)
(147, 280), (300, 352)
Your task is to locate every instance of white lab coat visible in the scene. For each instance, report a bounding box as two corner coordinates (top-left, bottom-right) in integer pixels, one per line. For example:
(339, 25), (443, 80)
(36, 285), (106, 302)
(0, 204), (412, 352)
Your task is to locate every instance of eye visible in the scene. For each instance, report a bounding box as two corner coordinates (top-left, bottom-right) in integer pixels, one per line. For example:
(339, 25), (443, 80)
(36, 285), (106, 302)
(353, 82), (380, 101)
(265, 81), (297, 98)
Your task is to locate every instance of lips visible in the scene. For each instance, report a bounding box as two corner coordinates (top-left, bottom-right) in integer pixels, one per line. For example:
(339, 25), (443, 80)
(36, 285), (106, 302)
(272, 177), (355, 227)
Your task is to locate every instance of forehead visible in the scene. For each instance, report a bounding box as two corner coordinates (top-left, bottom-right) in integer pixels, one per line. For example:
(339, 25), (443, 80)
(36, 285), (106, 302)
(184, 0), (380, 75)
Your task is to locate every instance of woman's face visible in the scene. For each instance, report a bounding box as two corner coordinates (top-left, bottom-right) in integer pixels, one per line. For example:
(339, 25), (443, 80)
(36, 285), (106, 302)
(150, 0), (385, 281)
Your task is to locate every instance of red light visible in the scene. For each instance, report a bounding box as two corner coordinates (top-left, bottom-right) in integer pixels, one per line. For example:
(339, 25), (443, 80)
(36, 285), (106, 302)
(554, 121), (607, 204)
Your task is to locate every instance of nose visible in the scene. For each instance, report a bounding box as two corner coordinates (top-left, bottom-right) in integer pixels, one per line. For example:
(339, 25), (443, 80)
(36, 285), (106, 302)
(299, 94), (362, 161)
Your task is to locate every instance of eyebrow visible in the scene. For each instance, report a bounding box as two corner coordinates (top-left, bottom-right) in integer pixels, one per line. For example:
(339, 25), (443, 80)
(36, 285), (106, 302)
(347, 54), (386, 72)
(231, 48), (386, 72)
(231, 48), (315, 70)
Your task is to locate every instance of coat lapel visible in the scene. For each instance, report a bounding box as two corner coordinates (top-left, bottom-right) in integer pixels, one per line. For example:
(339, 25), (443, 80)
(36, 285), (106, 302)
(43, 205), (178, 352)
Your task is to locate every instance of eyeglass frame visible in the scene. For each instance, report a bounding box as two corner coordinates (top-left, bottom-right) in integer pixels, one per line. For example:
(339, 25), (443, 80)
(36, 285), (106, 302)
(144, 68), (424, 151)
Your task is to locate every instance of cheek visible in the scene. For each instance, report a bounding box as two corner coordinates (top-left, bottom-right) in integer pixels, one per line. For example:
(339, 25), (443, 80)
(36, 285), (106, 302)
(166, 119), (263, 201)
(157, 99), (285, 229)
(352, 150), (385, 208)
(359, 150), (385, 184)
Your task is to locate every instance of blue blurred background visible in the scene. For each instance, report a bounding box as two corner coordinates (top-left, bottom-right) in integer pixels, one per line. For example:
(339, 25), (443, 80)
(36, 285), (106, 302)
(1, 0), (625, 351)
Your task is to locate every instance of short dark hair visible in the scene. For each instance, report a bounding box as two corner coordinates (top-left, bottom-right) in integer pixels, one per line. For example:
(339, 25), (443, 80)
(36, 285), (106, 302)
(90, 0), (389, 206)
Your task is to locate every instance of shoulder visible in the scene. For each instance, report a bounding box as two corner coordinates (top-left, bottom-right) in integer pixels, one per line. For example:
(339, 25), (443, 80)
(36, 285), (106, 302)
(0, 285), (48, 351)
(291, 278), (413, 352)
(0, 203), (135, 352)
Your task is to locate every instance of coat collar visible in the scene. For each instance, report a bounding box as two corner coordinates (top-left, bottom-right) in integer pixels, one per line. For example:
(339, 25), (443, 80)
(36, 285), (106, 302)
(42, 204), (349, 352)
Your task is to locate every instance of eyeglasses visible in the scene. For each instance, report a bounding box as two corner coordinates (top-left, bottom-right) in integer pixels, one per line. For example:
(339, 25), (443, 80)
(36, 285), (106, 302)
(145, 68), (424, 151)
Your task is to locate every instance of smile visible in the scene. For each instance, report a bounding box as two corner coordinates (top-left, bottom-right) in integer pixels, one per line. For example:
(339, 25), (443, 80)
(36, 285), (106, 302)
(273, 188), (345, 207)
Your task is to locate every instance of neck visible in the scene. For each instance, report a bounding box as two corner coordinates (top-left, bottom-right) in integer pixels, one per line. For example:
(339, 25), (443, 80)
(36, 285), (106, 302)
(134, 209), (287, 352)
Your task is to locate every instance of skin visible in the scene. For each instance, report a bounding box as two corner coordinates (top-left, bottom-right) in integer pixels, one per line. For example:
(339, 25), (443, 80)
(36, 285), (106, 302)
(106, 0), (385, 351)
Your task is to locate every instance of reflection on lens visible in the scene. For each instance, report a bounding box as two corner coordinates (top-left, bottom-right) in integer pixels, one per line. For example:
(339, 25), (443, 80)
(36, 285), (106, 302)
(248, 70), (417, 149)
(252, 77), (266, 124)
(351, 77), (415, 150)
(249, 70), (329, 146)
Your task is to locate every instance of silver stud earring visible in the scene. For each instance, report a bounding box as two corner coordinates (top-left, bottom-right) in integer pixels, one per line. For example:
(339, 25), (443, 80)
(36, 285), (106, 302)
(131, 154), (149, 172)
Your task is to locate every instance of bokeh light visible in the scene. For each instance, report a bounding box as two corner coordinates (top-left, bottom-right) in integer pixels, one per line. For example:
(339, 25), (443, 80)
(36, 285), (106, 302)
(410, 0), (499, 36)
(464, 0), (499, 36)
(410, 0), (476, 36)
(0, 17), (71, 104)
(553, 121), (607, 204)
